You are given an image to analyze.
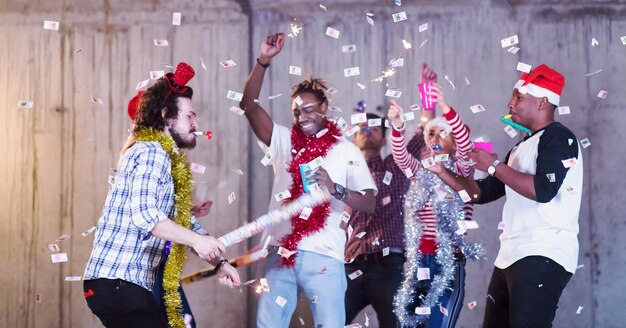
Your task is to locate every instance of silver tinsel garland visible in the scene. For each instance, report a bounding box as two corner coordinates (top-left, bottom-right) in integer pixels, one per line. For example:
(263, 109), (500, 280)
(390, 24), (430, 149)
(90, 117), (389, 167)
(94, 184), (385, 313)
(393, 161), (484, 327)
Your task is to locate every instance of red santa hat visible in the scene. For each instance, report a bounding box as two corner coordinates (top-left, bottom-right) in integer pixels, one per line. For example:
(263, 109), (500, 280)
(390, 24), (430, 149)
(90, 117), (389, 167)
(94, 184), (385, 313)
(127, 91), (144, 121)
(513, 64), (565, 106)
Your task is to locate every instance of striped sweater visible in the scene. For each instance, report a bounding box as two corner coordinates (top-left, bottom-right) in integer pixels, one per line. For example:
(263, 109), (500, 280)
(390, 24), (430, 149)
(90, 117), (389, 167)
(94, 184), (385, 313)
(391, 108), (474, 254)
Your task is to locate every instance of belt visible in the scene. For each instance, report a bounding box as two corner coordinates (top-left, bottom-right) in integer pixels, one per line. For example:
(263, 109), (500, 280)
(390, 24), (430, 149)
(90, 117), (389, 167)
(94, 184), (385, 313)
(350, 250), (405, 264)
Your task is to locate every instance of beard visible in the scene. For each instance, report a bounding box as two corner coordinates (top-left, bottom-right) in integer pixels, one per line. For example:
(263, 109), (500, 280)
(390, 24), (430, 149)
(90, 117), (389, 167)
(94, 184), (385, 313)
(167, 120), (196, 149)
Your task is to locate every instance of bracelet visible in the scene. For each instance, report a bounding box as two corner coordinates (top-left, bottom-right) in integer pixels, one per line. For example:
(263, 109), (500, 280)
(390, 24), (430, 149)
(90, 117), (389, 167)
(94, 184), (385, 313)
(256, 58), (270, 69)
(213, 259), (229, 272)
(393, 122), (406, 132)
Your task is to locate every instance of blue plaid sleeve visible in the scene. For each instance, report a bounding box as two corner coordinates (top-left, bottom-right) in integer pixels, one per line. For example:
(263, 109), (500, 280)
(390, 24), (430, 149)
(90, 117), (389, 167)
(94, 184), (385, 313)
(128, 145), (171, 232)
(191, 216), (208, 235)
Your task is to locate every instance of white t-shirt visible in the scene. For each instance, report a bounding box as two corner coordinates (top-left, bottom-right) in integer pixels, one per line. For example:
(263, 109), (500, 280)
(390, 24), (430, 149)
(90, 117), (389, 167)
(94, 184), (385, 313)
(494, 124), (583, 273)
(259, 123), (377, 262)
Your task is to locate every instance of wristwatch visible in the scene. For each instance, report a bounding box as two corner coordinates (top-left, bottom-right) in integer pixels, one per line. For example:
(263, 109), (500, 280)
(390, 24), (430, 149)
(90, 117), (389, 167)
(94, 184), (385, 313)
(332, 183), (347, 201)
(487, 159), (501, 176)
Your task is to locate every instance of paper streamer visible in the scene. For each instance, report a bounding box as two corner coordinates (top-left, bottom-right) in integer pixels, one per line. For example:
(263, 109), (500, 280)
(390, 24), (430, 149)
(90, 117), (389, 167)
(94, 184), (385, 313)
(218, 190), (330, 247)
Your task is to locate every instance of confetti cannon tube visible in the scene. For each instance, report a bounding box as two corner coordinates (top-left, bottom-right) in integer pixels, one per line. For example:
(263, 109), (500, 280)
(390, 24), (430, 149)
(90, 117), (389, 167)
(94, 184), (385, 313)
(217, 190), (330, 247)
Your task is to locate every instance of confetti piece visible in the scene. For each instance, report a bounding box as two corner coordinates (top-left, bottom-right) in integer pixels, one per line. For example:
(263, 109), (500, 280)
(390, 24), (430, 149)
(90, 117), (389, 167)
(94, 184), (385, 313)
(348, 270), (363, 280)
(267, 93), (283, 100)
(17, 100), (33, 108)
(585, 69), (602, 77)
(419, 39), (428, 48)
(357, 82), (366, 90)
(299, 207), (312, 220)
(43, 20), (59, 30)
(546, 173), (556, 182)
(275, 296), (287, 307)
(385, 89), (402, 98)
(440, 305), (449, 316)
(382, 171), (393, 185)
(497, 222), (506, 230)
(404, 167), (413, 178)
(562, 157), (578, 168)
(299, 316), (306, 325)
(504, 125), (518, 138)
(228, 192), (236, 204)
(344, 125), (360, 137)
(418, 23), (429, 32)
(435, 154), (449, 162)
(402, 39), (412, 49)
(468, 301), (477, 310)
(36, 294), (42, 302)
(172, 12), (182, 25)
(501, 35), (519, 48)
(229, 106), (245, 116)
(150, 70), (165, 80)
(392, 11), (408, 23)
(220, 60), (237, 68)
(153, 39), (169, 46)
(597, 90), (607, 99)
(319, 4), (327, 11)
(135, 79), (150, 90)
(470, 104), (485, 114)
(341, 211), (351, 223)
(325, 27), (340, 39)
(444, 75), (456, 90)
(90, 97), (103, 104)
(65, 276), (82, 281)
(621, 36), (626, 45)
(591, 38), (599, 47)
(417, 267), (431, 281)
(232, 169), (244, 175)
(274, 190), (292, 202)
(459, 190), (472, 203)
(507, 46), (520, 54)
(464, 77), (470, 85)
(576, 306), (583, 314)
(56, 234), (71, 242)
(51, 253), (68, 263)
(48, 244), (59, 252)
(287, 65), (302, 76)
(415, 307), (431, 315)
(421, 157), (435, 168)
(580, 138), (591, 148)
(516, 62), (532, 73)
(558, 106), (570, 115)
(401, 112), (415, 122)
(355, 231), (366, 239)
(200, 57), (207, 71)
(342, 44), (356, 53)
(190, 163), (206, 174)
(80, 226), (96, 237)
(351, 113), (367, 124)
(366, 16), (374, 26)
(227, 90), (243, 101)
(344, 67), (360, 77)
(278, 247), (296, 258)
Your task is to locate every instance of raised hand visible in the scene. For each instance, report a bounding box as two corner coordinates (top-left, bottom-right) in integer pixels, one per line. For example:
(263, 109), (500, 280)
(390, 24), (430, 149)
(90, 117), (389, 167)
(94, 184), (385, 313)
(427, 83), (451, 114)
(421, 63), (438, 83)
(259, 33), (285, 64)
(387, 100), (405, 130)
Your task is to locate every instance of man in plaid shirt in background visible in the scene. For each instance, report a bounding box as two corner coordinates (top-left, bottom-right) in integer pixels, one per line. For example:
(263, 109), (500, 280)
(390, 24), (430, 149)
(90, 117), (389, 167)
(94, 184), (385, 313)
(344, 64), (437, 327)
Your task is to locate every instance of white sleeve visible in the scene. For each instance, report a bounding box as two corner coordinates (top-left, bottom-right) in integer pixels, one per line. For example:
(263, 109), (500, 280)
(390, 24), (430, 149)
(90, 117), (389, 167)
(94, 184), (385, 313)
(256, 122), (291, 166)
(345, 144), (378, 196)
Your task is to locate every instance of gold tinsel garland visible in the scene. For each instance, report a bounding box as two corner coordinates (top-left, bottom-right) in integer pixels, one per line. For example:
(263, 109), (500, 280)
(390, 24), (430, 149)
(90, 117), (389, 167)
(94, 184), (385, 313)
(136, 127), (192, 328)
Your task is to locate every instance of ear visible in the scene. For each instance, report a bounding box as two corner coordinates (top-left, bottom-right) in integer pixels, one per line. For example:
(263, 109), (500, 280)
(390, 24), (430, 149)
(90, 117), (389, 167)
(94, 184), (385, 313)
(538, 97), (550, 111)
(161, 107), (168, 119)
(319, 101), (328, 114)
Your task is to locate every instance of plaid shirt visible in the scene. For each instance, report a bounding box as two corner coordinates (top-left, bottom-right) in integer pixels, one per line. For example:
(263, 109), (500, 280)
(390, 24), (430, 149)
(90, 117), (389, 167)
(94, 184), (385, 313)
(83, 141), (206, 291)
(344, 133), (426, 261)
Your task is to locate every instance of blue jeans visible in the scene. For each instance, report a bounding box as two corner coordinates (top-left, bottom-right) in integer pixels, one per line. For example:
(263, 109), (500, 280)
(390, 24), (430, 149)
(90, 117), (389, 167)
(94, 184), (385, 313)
(257, 247), (347, 328)
(412, 254), (466, 328)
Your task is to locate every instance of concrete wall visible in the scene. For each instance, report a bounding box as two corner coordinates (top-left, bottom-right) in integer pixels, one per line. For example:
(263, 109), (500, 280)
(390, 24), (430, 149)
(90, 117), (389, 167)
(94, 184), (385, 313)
(0, 1), (251, 327)
(1, 0), (625, 327)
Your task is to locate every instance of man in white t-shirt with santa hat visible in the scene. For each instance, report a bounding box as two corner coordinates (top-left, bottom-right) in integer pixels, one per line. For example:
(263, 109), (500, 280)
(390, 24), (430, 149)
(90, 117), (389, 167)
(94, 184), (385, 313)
(431, 63), (583, 328)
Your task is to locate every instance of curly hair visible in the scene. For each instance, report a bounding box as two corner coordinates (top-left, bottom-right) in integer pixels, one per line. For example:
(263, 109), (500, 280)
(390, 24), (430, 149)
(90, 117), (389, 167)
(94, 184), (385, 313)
(133, 77), (193, 132)
(291, 76), (329, 105)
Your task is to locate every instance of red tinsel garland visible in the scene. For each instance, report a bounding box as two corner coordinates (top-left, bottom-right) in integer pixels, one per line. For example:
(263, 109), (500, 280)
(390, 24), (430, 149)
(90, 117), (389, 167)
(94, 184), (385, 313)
(278, 121), (342, 266)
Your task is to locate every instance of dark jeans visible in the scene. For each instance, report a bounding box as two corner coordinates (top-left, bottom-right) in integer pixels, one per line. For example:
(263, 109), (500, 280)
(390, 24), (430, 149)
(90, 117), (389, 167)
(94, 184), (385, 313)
(482, 256), (572, 328)
(152, 260), (196, 327)
(345, 253), (405, 328)
(83, 278), (168, 328)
